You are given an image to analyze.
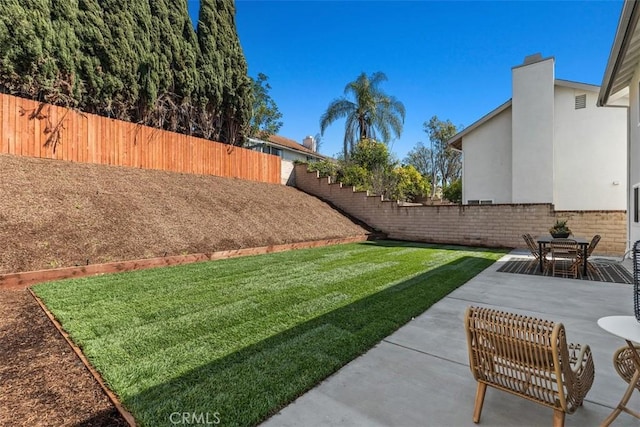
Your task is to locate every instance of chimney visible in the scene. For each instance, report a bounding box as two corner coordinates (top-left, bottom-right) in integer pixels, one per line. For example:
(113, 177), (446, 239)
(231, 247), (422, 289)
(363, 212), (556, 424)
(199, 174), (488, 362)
(302, 135), (316, 152)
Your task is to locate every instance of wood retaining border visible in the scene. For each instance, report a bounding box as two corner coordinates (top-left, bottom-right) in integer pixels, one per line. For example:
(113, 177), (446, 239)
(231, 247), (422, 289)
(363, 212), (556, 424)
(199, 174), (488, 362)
(28, 289), (138, 427)
(1, 235), (371, 290)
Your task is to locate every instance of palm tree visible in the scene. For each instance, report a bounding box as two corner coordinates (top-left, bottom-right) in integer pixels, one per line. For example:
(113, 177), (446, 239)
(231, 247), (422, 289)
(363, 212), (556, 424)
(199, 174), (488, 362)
(320, 72), (405, 159)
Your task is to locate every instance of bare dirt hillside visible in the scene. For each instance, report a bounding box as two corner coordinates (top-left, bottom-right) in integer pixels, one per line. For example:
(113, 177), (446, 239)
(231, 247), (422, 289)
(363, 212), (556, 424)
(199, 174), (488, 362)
(0, 154), (368, 274)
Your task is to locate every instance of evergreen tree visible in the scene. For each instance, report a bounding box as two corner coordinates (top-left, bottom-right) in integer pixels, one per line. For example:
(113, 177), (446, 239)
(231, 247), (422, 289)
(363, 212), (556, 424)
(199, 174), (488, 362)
(50, 0), (81, 106)
(169, 1), (199, 108)
(0, 0), (58, 100)
(196, 0), (224, 140)
(76, 0), (110, 114)
(216, 0), (252, 145)
(99, 0), (141, 119)
(129, 0), (154, 123)
(149, 0), (199, 132)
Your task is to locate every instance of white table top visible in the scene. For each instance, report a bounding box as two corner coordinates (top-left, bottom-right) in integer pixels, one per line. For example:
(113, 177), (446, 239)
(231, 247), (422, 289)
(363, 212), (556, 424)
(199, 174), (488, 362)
(598, 316), (640, 343)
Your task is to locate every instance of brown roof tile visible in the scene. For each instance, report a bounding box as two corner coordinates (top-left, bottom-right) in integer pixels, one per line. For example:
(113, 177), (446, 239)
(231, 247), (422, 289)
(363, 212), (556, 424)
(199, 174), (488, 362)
(267, 135), (317, 155)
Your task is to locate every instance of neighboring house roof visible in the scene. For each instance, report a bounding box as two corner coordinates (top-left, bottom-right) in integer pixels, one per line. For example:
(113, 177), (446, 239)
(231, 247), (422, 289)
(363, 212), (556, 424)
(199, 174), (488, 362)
(267, 135), (318, 156)
(448, 79), (601, 151)
(598, 0), (640, 106)
(247, 135), (326, 159)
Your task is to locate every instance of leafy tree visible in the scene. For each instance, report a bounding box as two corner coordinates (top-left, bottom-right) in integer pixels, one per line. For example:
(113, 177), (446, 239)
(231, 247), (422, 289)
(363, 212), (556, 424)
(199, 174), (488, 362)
(307, 159), (338, 179)
(443, 179), (462, 204)
(340, 164), (370, 192)
(404, 141), (430, 178)
(424, 116), (461, 191)
(320, 72), (405, 159)
(249, 72), (283, 140)
(392, 165), (429, 202)
(350, 138), (390, 172)
(406, 116), (461, 199)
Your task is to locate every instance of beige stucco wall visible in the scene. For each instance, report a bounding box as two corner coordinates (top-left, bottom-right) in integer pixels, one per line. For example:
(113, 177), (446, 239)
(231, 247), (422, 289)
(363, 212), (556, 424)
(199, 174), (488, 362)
(461, 107), (512, 204)
(295, 164), (627, 255)
(553, 86), (627, 210)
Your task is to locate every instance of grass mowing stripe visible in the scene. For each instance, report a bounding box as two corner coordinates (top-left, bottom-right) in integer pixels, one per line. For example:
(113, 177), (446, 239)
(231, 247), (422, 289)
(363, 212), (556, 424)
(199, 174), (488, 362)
(33, 240), (505, 427)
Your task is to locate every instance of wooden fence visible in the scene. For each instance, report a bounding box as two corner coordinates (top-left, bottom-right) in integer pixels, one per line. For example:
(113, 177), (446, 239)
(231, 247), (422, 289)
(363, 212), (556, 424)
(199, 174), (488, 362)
(0, 93), (281, 184)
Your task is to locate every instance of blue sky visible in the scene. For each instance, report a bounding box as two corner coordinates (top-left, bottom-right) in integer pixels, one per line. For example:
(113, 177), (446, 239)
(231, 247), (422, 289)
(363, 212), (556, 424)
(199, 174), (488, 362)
(187, 1), (624, 160)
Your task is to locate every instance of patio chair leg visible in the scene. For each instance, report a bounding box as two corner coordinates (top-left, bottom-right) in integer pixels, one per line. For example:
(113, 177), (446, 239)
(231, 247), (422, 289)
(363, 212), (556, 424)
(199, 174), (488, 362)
(473, 382), (487, 423)
(552, 409), (565, 427)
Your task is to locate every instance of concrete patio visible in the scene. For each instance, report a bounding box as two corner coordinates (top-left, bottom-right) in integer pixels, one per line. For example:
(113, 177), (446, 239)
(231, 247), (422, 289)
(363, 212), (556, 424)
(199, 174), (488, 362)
(262, 251), (640, 426)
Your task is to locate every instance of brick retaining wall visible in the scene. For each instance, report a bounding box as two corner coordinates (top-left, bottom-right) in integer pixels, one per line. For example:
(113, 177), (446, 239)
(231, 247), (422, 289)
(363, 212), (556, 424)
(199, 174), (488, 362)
(294, 164), (627, 255)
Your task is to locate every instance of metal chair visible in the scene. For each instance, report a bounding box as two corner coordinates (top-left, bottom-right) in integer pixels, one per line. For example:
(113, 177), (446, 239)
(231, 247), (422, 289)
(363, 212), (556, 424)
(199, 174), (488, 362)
(550, 238), (580, 278)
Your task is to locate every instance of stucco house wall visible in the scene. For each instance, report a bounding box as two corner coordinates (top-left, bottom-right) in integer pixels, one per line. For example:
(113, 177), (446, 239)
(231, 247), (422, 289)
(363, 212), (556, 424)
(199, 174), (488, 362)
(628, 68), (640, 247)
(461, 107), (512, 204)
(512, 57), (555, 204)
(554, 86), (627, 210)
(450, 54), (627, 213)
(595, 0), (640, 252)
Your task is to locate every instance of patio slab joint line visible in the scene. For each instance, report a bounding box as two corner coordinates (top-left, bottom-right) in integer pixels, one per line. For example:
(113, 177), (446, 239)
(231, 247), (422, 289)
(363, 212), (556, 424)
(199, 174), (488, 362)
(381, 338), (469, 367)
(27, 289), (137, 427)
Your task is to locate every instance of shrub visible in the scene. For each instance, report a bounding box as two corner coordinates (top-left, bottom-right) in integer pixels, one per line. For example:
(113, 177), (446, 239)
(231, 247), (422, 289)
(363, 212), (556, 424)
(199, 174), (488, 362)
(307, 159), (339, 179)
(392, 165), (429, 202)
(443, 179), (462, 204)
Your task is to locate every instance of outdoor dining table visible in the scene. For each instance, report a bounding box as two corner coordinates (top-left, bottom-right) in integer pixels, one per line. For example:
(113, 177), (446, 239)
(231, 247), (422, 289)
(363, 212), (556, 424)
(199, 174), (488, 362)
(536, 235), (589, 276)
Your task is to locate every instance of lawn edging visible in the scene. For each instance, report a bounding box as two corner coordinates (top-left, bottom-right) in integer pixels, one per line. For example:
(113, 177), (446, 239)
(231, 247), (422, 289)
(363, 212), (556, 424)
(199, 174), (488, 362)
(28, 288), (137, 427)
(0, 235), (371, 290)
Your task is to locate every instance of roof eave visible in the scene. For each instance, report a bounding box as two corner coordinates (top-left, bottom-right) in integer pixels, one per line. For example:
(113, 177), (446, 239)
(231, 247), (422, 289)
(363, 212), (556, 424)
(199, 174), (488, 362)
(598, 1), (640, 106)
(447, 99), (512, 151)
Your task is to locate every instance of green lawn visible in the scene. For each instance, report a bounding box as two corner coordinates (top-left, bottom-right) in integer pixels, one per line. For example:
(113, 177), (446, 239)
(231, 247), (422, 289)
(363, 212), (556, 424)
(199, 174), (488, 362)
(33, 240), (505, 427)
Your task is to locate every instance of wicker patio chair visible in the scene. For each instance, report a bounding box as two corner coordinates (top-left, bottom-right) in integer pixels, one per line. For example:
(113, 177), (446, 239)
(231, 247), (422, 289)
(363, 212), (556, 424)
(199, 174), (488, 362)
(576, 235), (601, 274)
(523, 233), (549, 270)
(550, 238), (581, 278)
(465, 306), (594, 427)
(613, 345), (640, 390)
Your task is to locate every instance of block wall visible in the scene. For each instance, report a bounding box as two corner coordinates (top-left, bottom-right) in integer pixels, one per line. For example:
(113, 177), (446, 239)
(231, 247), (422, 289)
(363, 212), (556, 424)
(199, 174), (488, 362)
(295, 164), (627, 255)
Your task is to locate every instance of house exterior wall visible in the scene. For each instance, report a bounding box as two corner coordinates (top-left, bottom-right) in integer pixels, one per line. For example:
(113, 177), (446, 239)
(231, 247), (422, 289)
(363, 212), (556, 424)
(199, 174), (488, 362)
(628, 64), (640, 248)
(295, 164), (627, 254)
(282, 160), (295, 185)
(511, 57), (555, 204)
(461, 107), (512, 204)
(553, 86), (627, 210)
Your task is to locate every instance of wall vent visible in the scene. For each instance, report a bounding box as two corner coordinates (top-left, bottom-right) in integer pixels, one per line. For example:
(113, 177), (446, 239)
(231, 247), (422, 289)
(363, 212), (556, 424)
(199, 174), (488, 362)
(575, 94), (587, 109)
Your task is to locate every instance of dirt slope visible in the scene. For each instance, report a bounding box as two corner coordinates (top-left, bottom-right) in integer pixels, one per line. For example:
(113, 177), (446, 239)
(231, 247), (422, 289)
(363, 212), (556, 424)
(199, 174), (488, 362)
(0, 154), (368, 274)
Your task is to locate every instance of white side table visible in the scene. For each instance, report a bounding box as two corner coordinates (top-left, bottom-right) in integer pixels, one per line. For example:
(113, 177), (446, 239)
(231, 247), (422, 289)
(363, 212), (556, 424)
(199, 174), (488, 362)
(597, 316), (640, 426)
